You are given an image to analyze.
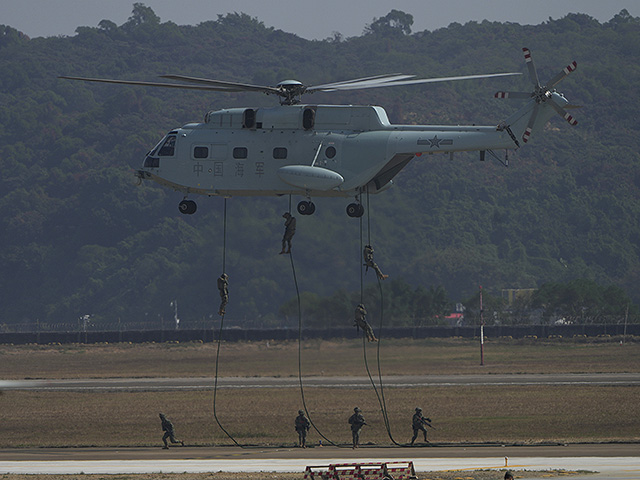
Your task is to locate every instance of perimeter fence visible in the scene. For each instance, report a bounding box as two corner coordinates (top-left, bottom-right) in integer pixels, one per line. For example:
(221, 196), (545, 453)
(0, 322), (638, 345)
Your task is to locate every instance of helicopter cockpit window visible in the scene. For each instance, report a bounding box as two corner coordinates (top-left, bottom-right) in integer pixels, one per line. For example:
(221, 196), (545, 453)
(194, 146), (209, 159)
(273, 147), (288, 159)
(157, 136), (176, 156)
(233, 147), (248, 159)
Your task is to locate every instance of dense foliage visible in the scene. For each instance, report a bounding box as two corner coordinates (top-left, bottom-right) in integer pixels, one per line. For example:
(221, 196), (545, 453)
(1, 5), (639, 329)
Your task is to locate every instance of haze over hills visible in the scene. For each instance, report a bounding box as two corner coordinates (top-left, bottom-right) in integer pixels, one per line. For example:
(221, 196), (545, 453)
(0, 6), (639, 328)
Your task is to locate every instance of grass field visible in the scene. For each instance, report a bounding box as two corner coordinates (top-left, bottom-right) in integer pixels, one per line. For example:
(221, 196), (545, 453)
(1, 337), (639, 448)
(1, 336), (639, 379)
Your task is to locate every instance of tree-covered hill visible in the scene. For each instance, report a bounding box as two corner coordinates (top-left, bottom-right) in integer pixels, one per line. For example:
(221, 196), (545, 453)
(1, 5), (639, 329)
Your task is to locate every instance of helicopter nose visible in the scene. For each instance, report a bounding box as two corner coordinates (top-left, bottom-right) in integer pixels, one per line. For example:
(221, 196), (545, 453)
(143, 155), (159, 168)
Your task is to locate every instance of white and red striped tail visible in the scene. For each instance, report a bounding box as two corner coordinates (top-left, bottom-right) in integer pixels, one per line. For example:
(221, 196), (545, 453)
(523, 47), (533, 62)
(563, 112), (578, 126)
(522, 127), (533, 143)
(564, 61), (577, 74)
(495, 91), (509, 99)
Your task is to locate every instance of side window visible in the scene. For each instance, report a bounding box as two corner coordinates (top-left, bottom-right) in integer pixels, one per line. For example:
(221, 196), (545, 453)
(157, 136), (176, 156)
(303, 108), (316, 130)
(194, 146), (209, 159)
(233, 147), (248, 159)
(243, 109), (256, 129)
(325, 146), (337, 159)
(273, 147), (287, 159)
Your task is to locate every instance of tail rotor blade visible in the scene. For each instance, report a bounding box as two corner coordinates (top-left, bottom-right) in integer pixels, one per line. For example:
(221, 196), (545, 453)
(495, 91), (532, 99)
(547, 61), (578, 89)
(547, 97), (578, 126)
(522, 47), (540, 87)
(522, 103), (539, 143)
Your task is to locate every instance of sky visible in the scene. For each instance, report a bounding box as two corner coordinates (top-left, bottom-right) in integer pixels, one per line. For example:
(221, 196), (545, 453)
(2, 0), (639, 40)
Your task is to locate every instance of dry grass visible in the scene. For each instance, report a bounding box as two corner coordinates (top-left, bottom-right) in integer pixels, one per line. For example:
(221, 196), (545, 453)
(1, 337), (639, 379)
(3, 384), (639, 447)
(1, 338), (639, 449)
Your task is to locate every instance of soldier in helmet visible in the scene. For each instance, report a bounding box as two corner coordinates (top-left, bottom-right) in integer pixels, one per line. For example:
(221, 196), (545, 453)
(410, 407), (433, 445)
(159, 413), (184, 449)
(354, 304), (377, 342)
(348, 407), (367, 448)
(217, 273), (229, 316)
(294, 409), (311, 448)
(280, 212), (296, 254)
(363, 244), (388, 280)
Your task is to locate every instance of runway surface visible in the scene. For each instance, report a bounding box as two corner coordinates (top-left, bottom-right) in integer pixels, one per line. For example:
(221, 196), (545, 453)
(0, 444), (638, 478)
(3, 373), (640, 391)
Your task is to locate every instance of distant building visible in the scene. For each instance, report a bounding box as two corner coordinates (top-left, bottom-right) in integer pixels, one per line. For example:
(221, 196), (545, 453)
(501, 288), (535, 306)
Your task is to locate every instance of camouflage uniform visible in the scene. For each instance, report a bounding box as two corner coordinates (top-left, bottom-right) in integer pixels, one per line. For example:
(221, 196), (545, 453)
(363, 244), (388, 280)
(294, 409), (311, 447)
(354, 304), (377, 342)
(348, 407), (366, 448)
(410, 407), (432, 444)
(159, 413), (184, 449)
(217, 273), (229, 316)
(280, 212), (296, 254)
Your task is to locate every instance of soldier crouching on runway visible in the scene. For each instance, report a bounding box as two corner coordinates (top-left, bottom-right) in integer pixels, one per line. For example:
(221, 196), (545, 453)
(410, 407), (433, 444)
(159, 413), (184, 449)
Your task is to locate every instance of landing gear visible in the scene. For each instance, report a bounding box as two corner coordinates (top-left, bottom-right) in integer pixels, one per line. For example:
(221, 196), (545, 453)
(297, 200), (316, 215)
(346, 203), (364, 218)
(178, 199), (197, 215)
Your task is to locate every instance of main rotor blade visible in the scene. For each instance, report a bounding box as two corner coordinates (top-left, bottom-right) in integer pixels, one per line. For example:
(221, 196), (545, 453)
(522, 47), (540, 88)
(546, 61), (578, 89)
(310, 74), (415, 91)
(159, 75), (280, 95)
(316, 72), (521, 91)
(547, 97), (578, 126)
(495, 91), (532, 99)
(59, 75), (245, 92)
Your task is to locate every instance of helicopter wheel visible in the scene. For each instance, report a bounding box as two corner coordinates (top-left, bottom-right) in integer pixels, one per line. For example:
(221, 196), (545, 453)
(297, 201), (315, 215)
(179, 199), (197, 215)
(346, 203), (364, 218)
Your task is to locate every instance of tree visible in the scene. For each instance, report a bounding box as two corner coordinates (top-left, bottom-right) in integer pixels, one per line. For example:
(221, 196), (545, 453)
(122, 3), (160, 30)
(364, 10), (414, 36)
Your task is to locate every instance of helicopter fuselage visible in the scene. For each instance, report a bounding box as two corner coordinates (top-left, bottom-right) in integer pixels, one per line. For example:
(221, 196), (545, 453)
(138, 101), (547, 202)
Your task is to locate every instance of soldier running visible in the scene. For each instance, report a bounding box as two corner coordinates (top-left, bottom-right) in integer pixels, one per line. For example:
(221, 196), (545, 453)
(280, 212), (296, 254)
(159, 413), (184, 449)
(410, 407), (433, 444)
(354, 303), (377, 342)
(217, 273), (229, 316)
(294, 409), (311, 448)
(348, 407), (367, 448)
(363, 244), (388, 280)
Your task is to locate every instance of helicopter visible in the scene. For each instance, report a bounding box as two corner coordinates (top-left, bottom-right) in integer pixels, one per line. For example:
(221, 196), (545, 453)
(60, 48), (578, 217)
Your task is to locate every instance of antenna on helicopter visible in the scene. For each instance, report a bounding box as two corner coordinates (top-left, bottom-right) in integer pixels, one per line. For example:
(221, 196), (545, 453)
(494, 47), (579, 143)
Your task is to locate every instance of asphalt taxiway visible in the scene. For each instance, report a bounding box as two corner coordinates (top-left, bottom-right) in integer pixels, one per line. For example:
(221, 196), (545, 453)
(1, 444), (638, 478)
(2, 373), (640, 391)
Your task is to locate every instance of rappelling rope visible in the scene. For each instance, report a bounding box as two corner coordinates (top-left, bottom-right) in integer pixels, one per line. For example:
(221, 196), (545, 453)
(360, 191), (402, 445)
(212, 198), (243, 447)
(291, 247), (342, 447)
(287, 196), (342, 447)
(285, 204), (342, 447)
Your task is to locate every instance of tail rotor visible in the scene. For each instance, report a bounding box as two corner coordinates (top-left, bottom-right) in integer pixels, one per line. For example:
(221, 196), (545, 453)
(495, 48), (578, 143)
